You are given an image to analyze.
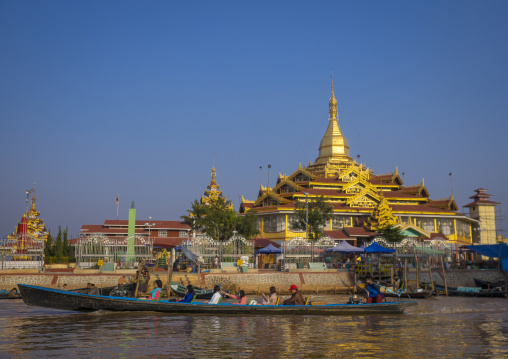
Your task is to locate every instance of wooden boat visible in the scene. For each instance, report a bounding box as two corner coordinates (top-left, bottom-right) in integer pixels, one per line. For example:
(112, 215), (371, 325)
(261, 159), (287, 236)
(0, 293), (22, 300)
(72, 283), (136, 296)
(432, 284), (506, 298)
(18, 284), (417, 315)
(170, 281), (220, 299)
(473, 278), (507, 290)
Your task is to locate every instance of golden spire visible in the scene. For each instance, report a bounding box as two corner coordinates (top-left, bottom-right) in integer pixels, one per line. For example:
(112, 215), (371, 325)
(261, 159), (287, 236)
(329, 74), (338, 121)
(211, 160), (216, 185)
(315, 77), (352, 164)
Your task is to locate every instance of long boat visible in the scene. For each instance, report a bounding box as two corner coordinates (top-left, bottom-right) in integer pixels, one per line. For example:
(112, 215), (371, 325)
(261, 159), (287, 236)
(18, 284), (417, 315)
(473, 278), (507, 290)
(432, 284), (506, 298)
(0, 293), (22, 300)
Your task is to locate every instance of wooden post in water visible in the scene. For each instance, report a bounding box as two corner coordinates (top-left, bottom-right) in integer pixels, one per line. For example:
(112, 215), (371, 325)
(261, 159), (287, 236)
(370, 254), (373, 277)
(428, 264), (434, 291)
(441, 256), (448, 296)
(354, 272), (357, 294)
(167, 256), (174, 297)
(414, 253), (420, 289)
(390, 266), (394, 285)
(404, 258), (408, 287)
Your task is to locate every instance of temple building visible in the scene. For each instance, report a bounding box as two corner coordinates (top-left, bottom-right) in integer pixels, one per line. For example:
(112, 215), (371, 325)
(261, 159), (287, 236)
(240, 79), (479, 245)
(7, 193), (48, 242)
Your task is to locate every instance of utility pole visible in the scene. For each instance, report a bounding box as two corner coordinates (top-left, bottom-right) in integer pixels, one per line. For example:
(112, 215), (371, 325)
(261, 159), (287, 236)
(267, 164), (271, 192)
(304, 192), (309, 239)
(449, 172), (454, 196)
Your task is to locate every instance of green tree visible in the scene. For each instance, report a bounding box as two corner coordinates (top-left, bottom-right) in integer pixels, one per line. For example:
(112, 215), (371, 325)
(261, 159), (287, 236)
(44, 231), (53, 260)
(377, 225), (405, 243)
(182, 198), (259, 241)
(236, 211), (260, 240)
(292, 195), (333, 240)
(54, 226), (64, 262)
(182, 197), (237, 241)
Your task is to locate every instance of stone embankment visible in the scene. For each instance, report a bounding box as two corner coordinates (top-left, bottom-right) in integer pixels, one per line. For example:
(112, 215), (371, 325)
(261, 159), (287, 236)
(0, 269), (505, 294)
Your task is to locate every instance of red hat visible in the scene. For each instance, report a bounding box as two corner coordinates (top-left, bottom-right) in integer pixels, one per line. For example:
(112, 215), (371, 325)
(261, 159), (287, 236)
(289, 285), (298, 291)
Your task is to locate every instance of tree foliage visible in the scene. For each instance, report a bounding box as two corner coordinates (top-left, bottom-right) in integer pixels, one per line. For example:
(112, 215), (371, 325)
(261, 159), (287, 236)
(182, 197), (259, 241)
(377, 225), (405, 243)
(292, 195), (333, 241)
(44, 226), (74, 263)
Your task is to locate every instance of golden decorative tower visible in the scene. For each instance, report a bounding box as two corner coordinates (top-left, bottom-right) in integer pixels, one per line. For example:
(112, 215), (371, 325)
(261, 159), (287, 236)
(8, 193), (48, 242)
(201, 162), (233, 209)
(307, 76), (353, 177)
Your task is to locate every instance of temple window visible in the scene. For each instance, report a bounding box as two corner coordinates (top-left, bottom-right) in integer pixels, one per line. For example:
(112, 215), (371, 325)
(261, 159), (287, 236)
(465, 224), (471, 238)
(264, 215), (285, 232)
(288, 215), (305, 232)
(457, 222), (464, 236)
(158, 230), (167, 237)
(179, 231), (187, 238)
(417, 218), (434, 233)
(332, 216), (351, 229)
(438, 220), (454, 235)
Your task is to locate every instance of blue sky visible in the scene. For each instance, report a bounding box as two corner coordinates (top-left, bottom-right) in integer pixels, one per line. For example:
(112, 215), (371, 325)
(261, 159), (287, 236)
(1, 1), (507, 238)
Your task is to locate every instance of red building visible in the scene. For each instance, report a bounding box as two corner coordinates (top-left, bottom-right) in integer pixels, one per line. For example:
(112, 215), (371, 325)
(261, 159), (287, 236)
(79, 219), (191, 248)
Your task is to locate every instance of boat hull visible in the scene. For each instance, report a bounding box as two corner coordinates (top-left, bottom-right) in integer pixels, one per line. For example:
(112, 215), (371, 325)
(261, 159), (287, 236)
(18, 284), (417, 315)
(433, 284), (506, 298)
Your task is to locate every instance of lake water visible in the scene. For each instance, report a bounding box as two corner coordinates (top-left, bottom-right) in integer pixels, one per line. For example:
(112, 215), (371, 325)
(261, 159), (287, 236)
(1, 295), (507, 358)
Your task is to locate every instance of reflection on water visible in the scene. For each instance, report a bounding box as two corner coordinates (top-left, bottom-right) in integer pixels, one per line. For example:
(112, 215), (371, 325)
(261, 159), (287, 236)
(0, 296), (507, 358)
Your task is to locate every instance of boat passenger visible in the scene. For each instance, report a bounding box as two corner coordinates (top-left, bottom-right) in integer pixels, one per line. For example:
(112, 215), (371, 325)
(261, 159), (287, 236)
(365, 277), (384, 303)
(9, 288), (19, 298)
(224, 290), (247, 305)
(87, 283), (100, 296)
(206, 285), (222, 304)
(283, 285), (304, 305)
(147, 280), (163, 301)
(176, 285), (195, 303)
(261, 286), (278, 305)
(118, 275), (127, 286)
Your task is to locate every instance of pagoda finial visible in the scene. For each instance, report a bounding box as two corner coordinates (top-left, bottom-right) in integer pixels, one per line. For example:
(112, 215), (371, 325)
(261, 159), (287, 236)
(329, 73), (338, 121)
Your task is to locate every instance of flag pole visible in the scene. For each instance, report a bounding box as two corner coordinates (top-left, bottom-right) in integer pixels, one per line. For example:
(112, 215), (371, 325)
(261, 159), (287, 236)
(116, 194), (119, 220)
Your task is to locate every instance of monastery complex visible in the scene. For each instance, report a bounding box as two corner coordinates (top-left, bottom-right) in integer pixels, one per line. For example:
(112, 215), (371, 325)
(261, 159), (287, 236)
(238, 80), (500, 246)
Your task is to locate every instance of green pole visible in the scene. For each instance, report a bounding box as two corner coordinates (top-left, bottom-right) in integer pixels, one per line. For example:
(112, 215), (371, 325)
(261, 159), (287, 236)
(126, 202), (136, 262)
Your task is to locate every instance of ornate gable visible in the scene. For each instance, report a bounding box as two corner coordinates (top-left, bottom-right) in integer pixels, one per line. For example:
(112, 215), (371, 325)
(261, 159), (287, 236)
(288, 164), (317, 184)
(346, 188), (380, 208)
(275, 179), (305, 195)
(254, 191), (291, 207)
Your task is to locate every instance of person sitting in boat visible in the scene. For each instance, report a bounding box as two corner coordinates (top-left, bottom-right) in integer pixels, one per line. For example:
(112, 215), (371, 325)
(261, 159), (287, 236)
(147, 280), (163, 301)
(365, 277), (384, 303)
(176, 285), (195, 303)
(8, 287), (19, 298)
(206, 285), (222, 304)
(87, 283), (100, 296)
(392, 275), (405, 292)
(118, 275), (128, 286)
(283, 285), (304, 305)
(261, 286), (278, 305)
(224, 290), (247, 305)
